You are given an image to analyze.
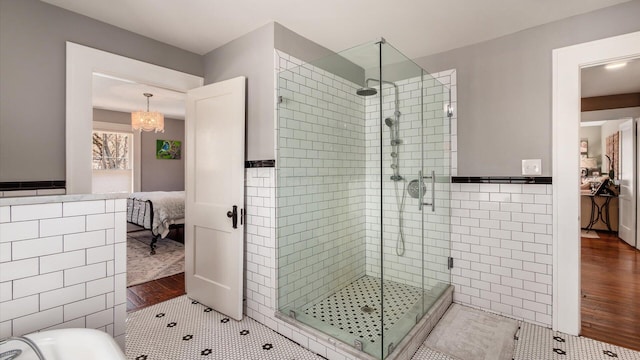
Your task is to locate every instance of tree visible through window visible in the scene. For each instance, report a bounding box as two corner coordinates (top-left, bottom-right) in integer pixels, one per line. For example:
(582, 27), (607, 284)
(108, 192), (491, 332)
(92, 131), (131, 170)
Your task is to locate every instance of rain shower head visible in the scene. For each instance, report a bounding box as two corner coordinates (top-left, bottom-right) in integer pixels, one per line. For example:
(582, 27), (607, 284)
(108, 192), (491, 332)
(385, 118), (395, 127)
(356, 87), (377, 96)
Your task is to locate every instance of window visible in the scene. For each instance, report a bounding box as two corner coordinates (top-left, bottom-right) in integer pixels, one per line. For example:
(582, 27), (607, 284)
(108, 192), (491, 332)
(92, 131), (132, 170)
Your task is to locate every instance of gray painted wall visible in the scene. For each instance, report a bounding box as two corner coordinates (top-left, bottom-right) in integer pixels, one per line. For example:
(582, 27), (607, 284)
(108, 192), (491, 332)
(203, 23), (275, 162)
(204, 22), (363, 161)
(0, 0), (202, 182)
(415, 0), (640, 176)
(93, 109), (185, 191)
(140, 119), (185, 192)
(274, 23), (364, 86)
(578, 126), (602, 163)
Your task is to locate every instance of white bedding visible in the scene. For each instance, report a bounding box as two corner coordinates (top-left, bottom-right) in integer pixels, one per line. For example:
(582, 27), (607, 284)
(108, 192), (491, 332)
(127, 191), (185, 238)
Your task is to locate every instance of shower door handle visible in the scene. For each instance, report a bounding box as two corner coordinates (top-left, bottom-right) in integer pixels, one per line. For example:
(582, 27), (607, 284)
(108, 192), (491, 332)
(418, 170), (436, 212)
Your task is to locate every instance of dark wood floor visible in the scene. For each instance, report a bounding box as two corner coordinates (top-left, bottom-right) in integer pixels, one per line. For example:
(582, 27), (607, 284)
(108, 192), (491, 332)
(127, 272), (185, 312)
(581, 231), (640, 351)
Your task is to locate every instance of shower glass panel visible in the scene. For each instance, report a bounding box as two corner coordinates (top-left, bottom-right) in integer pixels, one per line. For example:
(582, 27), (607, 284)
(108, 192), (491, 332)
(276, 39), (451, 359)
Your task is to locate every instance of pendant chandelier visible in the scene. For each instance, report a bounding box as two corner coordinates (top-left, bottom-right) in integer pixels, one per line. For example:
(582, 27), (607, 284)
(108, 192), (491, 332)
(131, 93), (164, 133)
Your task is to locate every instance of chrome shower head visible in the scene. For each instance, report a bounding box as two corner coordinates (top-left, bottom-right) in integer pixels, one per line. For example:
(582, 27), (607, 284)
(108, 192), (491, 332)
(356, 87), (377, 96)
(385, 118), (394, 127)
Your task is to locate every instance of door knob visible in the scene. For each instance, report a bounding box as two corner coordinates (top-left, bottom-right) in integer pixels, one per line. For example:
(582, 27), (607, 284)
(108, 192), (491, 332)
(227, 205), (238, 229)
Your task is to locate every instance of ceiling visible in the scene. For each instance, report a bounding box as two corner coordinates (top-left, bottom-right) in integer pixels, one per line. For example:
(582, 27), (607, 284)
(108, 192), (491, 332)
(42, 0), (630, 59)
(59, 0), (633, 119)
(92, 74), (186, 119)
(581, 58), (640, 98)
(580, 58), (640, 123)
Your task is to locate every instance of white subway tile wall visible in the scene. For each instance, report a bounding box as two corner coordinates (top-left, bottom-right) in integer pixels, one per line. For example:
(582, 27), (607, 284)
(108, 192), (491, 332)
(238, 50), (375, 360)
(364, 71), (454, 293)
(245, 166), (361, 360)
(267, 49), (551, 358)
(449, 183), (553, 326)
(0, 198), (127, 348)
(265, 51), (461, 360)
(261, 50), (552, 360)
(276, 52), (367, 311)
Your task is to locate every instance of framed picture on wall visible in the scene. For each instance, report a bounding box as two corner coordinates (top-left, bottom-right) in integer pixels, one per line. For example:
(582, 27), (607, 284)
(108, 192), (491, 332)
(580, 139), (588, 154)
(156, 139), (182, 159)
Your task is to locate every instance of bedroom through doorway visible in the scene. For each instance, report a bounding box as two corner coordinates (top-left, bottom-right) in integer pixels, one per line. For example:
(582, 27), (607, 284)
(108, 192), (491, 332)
(91, 72), (188, 312)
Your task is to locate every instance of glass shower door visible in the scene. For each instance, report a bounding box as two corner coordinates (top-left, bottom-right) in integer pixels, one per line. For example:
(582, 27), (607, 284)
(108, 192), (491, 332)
(378, 41), (452, 358)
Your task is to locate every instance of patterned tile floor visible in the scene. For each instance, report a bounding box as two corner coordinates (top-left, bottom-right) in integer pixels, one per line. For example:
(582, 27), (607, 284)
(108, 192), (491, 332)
(302, 276), (423, 344)
(126, 295), (640, 359)
(126, 296), (322, 360)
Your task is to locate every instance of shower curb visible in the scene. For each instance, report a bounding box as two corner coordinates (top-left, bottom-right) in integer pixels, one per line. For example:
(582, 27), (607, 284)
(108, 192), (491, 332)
(385, 285), (453, 360)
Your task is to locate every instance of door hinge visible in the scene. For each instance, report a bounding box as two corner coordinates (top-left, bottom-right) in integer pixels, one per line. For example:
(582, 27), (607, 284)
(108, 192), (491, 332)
(354, 339), (363, 351)
(448, 257), (454, 269)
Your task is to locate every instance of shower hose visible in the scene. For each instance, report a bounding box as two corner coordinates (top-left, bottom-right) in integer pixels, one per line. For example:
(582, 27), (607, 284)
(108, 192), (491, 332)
(394, 177), (407, 256)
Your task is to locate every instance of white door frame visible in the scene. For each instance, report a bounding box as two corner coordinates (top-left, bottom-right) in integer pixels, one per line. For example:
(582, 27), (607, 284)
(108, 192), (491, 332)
(552, 30), (640, 335)
(65, 42), (203, 194)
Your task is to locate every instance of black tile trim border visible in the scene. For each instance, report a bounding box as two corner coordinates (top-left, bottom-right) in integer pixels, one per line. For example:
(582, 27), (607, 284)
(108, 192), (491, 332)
(245, 159), (275, 168)
(0, 180), (65, 191)
(452, 176), (552, 184)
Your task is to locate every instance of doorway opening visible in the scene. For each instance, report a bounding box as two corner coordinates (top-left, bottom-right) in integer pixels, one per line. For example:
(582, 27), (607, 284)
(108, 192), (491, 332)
(91, 80), (189, 311)
(552, 30), (640, 340)
(578, 57), (640, 349)
(66, 42), (203, 321)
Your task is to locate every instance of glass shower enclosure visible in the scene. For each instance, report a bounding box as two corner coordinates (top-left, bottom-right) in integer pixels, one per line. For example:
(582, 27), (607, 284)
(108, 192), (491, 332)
(276, 39), (452, 359)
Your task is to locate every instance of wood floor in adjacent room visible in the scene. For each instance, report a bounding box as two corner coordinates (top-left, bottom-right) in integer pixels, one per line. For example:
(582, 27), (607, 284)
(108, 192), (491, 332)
(127, 272), (185, 312)
(581, 231), (640, 351)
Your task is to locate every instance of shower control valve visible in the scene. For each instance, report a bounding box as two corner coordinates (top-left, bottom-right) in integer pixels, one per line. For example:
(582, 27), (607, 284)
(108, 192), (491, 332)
(408, 179), (426, 199)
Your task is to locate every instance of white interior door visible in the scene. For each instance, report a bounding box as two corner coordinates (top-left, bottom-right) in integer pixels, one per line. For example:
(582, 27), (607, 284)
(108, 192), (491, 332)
(185, 76), (246, 320)
(618, 119), (636, 247)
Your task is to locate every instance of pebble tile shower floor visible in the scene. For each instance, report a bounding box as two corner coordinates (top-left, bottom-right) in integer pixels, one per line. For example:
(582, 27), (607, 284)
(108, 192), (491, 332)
(302, 276), (423, 344)
(126, 295), (640, 359)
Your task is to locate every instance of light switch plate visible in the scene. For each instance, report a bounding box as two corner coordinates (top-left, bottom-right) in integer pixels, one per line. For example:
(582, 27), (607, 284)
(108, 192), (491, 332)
(522, 159), (542, 175)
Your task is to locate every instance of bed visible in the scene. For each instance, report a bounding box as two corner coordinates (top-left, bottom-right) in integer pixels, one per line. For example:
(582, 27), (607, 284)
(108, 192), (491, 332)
(126, 191), (185, 255)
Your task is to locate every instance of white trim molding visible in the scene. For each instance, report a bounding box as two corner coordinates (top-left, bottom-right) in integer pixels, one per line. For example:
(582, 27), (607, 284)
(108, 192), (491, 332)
(552, 30), (640, 335)
(66, 42), (203, 194)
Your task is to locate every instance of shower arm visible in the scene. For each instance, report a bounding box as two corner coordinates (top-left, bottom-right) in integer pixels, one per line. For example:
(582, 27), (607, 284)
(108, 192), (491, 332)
(364, 78), (399, 112)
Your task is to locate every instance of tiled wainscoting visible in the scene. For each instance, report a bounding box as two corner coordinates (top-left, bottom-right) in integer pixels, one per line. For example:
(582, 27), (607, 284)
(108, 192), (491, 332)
(450, 183), (553, 326)
(246, 167), (554, 359)
(0, 195), (127, 348)
(244, 167), (334, 356)
(245, 167), (376, 360)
